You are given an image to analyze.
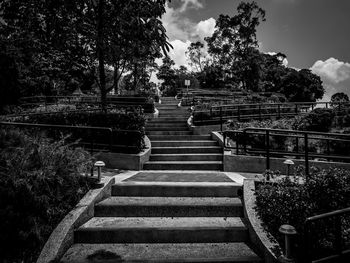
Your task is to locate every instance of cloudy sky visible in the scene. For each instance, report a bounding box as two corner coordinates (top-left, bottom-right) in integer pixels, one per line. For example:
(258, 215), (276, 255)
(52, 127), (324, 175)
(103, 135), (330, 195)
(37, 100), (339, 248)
(162, 0), (350, 100)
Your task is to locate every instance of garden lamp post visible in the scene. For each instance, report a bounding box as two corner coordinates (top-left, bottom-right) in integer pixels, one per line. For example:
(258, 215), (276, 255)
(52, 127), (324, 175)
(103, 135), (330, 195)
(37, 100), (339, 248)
(283, 159), (294, 176)
(279, 224), (297, 262)
(94, 161), (105, 188)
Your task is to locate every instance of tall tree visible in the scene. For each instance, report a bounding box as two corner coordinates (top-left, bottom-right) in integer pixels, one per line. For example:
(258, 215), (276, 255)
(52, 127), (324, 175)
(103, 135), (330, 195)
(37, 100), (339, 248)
(186, 41), (207, 73)
(205, 1), (265, 90)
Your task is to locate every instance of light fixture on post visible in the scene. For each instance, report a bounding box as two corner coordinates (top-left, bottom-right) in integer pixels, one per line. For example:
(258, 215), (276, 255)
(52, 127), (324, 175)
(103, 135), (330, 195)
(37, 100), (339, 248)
(93, 161), (105, 188)
(283, 159), (294, 176)
(279, 224), (297, 262)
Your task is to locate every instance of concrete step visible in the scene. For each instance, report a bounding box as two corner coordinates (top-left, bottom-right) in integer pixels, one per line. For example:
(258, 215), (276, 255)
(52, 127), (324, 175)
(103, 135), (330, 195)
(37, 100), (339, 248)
(147, 118), (187, 125)
(151, 146), (222, 154)
(74, 217), (248, 243)
(146, 127), (189, 131)
(146, 131), (192, 136)
(146, 123), (188, 128)
(150, 153), (223, 161)
(112, 182), (241, 197)
(62, 242), (262, 263)
(151, 141), (218, 147)
(150, 117), (188, 122)
(94, 196), (243, 217)
(147, 135), (211, 141)
(143, 161), (222, 170)
(156, 106), (179, 110)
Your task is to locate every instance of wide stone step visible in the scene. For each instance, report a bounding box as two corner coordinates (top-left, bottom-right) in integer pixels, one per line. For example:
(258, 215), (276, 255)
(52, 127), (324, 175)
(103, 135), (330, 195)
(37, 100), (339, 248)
(143, 161), (222, 170)
(151, 141), (218, 147)
(156, 106), (179, 110)
(94, 196), (243, 217)
(146, 127), (189, 131)
(151, 146), (222, 154)
(74, 217), (248, 243)
(62, 242), (262, 263)
(150, 153), (223, 161)
(146, 131), (192, 136)
(112, 182), (241, 197)
(146, 123), (188, 128)
(147, 135), (211, 141)
(150, 117), (188, 122)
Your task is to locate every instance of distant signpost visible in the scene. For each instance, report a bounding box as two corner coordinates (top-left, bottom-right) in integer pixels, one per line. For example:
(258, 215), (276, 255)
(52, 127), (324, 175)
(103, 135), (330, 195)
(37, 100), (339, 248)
(185, 79), (190, 96)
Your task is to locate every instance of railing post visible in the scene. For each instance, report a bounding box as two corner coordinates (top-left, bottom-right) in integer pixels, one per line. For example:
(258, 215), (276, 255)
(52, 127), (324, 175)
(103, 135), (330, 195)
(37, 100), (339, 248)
(237, 106), (241, 122)
(220, 107), (223, 132)
(334, 216), (342, 256)
(266, 130), (270, 170)
(304, 133), (309, 178)
(259, 104), (262, 120)
(278, 104), (281, 118)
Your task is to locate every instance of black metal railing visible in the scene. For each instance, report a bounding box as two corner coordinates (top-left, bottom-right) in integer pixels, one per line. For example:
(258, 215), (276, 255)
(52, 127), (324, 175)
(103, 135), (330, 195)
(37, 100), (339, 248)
(193, 101), (350, 129)
(0, 122), (142, 154)
(303, 207), (350, 262)
(17, 95), (154, 113)
(223, 128), (350, 177)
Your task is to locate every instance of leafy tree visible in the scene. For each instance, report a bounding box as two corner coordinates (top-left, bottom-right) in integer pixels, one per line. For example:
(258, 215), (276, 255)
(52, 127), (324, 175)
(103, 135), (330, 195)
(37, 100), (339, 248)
(206, 1), (266, 90)
(279, 68), (324, 102)
(331, 92), (349, 104)
(186, 41), (208, 73)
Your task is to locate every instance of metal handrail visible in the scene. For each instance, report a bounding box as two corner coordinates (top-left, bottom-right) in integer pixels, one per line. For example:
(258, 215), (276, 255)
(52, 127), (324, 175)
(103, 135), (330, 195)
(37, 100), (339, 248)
(223, 128), (350, 177)
(0, 122), (142, 154)
(304, 207), (350, 262)
(193, 101), (350, 130)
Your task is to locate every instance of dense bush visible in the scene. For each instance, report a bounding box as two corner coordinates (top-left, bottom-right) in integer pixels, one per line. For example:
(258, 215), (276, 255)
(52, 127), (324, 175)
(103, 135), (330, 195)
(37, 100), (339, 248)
(296, 108), (335, 132)
(9, 109), (146, 153)
(255, 167), (350, 260)
(0, 128), (93, 263)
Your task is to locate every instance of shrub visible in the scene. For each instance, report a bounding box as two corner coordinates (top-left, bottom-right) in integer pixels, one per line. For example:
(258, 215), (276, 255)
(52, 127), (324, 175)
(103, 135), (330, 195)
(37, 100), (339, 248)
(296, 108), (335, 132)
(255, 167), (350, 260)
(0, 128), (93, 263)
(9, 109), (146, 153)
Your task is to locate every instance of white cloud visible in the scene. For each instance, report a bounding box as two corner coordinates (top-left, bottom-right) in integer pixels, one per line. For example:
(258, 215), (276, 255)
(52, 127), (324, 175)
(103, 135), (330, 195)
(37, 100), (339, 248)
(195, 18), (216, 41)
(310, 58), (350, 101)
(266, 52), (289, 67)
(179, 0), (203, 12)
(160, 1), (215, 69)
(168, 39), (192, 69)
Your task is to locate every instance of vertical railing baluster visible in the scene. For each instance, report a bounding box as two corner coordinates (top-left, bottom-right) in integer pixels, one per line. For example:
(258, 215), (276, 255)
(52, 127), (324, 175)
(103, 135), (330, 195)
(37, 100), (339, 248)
(266, 130), (270, 170)
(220, 107), (223, 132)
(305, 133), (309, 178)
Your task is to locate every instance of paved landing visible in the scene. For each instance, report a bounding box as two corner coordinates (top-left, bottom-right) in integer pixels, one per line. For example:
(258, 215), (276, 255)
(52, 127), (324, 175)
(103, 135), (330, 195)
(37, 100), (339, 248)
(124, 171), (234, 182)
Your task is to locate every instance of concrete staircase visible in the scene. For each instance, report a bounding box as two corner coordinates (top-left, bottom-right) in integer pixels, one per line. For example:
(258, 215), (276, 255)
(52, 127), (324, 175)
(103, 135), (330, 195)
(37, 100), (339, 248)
(61, 174), (262, 262)
(144, 97), (223, 171)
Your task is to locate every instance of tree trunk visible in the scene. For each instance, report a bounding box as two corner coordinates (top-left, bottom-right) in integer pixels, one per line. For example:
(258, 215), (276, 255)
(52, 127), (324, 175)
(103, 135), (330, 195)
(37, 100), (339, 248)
(97, 0), (107, 112)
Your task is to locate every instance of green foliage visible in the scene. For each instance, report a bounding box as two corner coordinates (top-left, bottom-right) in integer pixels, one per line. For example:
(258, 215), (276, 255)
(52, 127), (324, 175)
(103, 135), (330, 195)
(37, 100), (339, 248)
(255, 167), (350, 258)
(331, 92), (349, 104)
(14, 110), (146, 152)
(296, 108), (335, 132)
(206, 1), (265, 91)
(0, 128), (93, 263)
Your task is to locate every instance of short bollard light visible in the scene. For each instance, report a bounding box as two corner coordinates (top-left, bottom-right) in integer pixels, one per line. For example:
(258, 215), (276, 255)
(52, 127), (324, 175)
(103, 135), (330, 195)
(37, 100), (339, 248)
(279, 224), (297, 262)
(93, 161), (105, 188)
(283, 159), (294, 176)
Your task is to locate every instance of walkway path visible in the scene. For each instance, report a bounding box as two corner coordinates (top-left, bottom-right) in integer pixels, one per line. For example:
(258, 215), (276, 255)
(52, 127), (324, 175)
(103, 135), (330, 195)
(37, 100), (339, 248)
(144, 97), (223, 170)
(61, 171), (262, 262)
(61, 98), (262, 262)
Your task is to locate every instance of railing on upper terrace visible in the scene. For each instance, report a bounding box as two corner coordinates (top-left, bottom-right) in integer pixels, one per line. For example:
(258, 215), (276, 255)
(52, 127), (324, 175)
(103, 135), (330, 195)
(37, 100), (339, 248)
(193, 101), (350, 130)
(17, 95), (155, 113)
(223, 128), (350, 177)
(303, 207), (350, 263)
(0, 122), (142, 154)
